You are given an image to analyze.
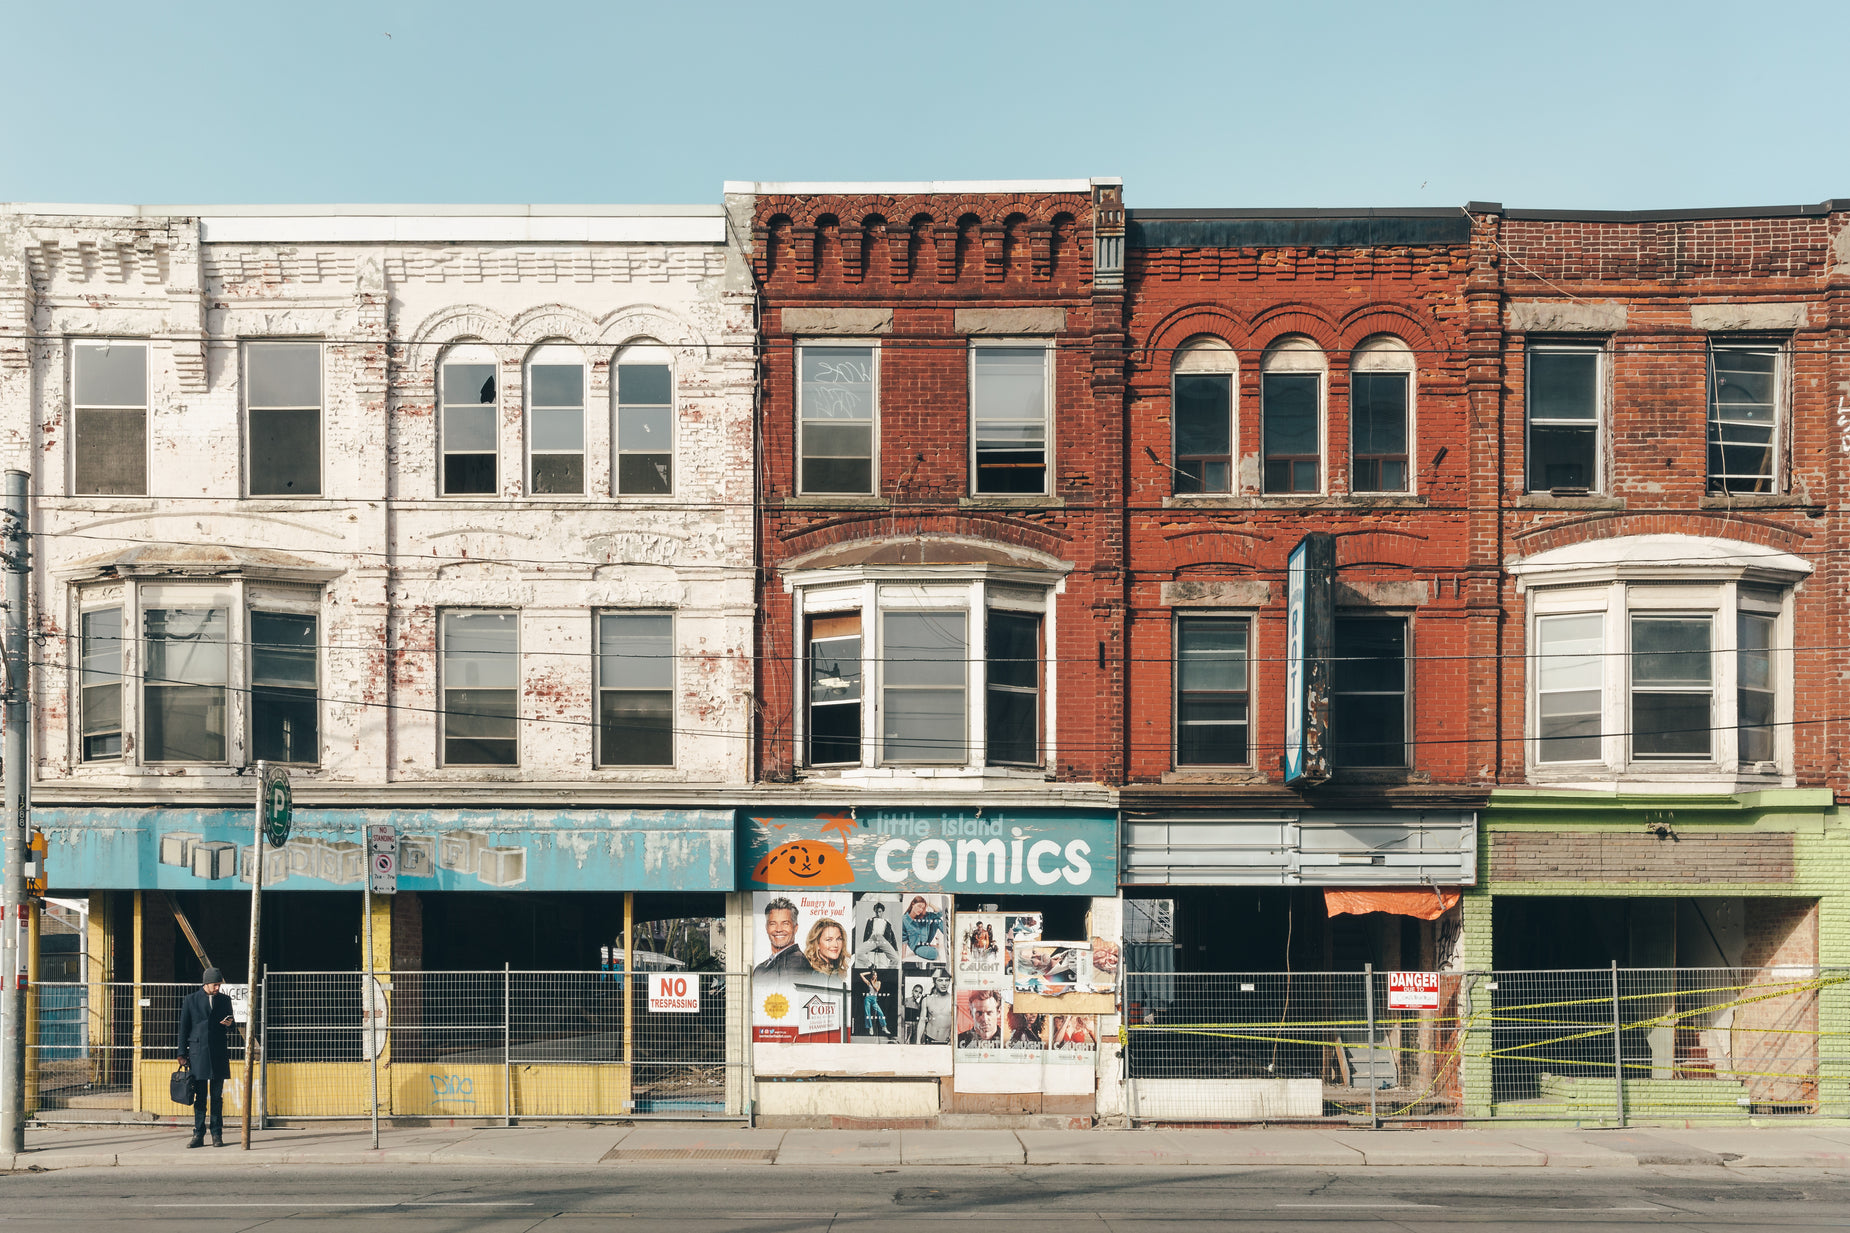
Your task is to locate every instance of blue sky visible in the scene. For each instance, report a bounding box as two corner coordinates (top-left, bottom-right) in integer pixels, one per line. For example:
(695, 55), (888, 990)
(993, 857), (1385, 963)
(7, 0), (1846, 211)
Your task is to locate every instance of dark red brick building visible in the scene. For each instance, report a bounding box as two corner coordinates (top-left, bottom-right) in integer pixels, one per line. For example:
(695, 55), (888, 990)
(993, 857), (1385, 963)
(1114, 208), (1494, 973)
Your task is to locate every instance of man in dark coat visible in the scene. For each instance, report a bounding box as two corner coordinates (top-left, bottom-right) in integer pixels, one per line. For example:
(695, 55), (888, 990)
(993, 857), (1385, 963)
(177, 967), (235, 1147)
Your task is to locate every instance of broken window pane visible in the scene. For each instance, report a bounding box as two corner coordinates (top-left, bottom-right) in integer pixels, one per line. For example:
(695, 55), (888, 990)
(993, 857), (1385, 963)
(252, 611), (318, 764)
(598, 613), (673, 765)
(616, 365), (673, 494)
(1707, 346), (1779, 494)
(529, 362), (585, 495)
(143, 608), (228, 762)
(800, 347), (876, 494)
(441, 361), (498, 495)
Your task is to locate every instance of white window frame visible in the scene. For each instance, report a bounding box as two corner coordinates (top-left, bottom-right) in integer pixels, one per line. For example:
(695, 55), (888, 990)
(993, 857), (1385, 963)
(1348, 335), (1416, 495)
(1170, 337), (1237, 496)
(613, 341), (675, 497)
(69, 579), (323, 771)
(439, 343), (501, 498)
(1259, 335), (1327, 495)
(788, 568), (1063, 777)
(439, 609), (521, 768)
(1705, 338), (1786, 496)
(595, 610), (676, 769)
(797, 342), (880, 496)
(1172, 612), (1251, 767)
(969, 340), (1053, 497)
(1525, 342), (1605, 494)
(244, 339), (325, 498)
(71, 339), (149, 497)
(525, 342), (587, 498)
(1524, 583), (1794, 782)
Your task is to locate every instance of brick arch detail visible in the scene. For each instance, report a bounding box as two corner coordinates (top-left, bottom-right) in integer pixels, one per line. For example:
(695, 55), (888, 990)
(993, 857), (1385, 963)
(1512, 513), (1811, 558)
(776, 517), (1074, 563)
(1139, 304), (1249, 370)
(1335, 302), (1445, 353)
(1247, 305), (1342, 355)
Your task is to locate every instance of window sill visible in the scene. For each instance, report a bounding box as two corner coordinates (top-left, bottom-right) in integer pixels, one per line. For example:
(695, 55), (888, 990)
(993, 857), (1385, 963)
(1162, 494), (1430, 511)
(1512, 493), (1626, 510)
(780, 496), (892, 510)
(1698, 494), (1821, 512)
(1160, 768), (1266, 784)
(959, 496), (1066, 511)
(801, 765), (1053, 783)
(1524, 768), (1796, 792)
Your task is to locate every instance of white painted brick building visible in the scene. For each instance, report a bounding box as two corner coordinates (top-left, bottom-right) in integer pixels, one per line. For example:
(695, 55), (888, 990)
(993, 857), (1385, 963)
(0, 205), (757, 977)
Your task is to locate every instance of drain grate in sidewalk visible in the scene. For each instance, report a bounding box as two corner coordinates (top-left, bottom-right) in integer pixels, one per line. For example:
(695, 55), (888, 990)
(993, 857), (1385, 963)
(603, 1147), (778, 1162)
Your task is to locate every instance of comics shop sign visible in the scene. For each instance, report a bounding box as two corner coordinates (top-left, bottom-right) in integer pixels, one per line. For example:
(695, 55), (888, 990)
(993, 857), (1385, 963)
(741, 809), (1116, 897)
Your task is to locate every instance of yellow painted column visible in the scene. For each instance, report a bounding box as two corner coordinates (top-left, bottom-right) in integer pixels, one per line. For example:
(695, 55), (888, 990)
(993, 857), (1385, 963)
(131, 892), (143, 1113)
(86, 893), (111, 1090)
(367, 894), (393, 1114)
(24, 903), (39, 1112)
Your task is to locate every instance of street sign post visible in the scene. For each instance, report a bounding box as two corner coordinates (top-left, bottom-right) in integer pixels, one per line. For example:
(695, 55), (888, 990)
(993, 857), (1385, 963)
(241, 762), (288, 1149)
(368, 825), (397, 895)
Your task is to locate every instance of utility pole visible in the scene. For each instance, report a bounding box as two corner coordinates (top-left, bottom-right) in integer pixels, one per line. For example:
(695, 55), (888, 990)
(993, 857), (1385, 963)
(2, 469), (32, 1154)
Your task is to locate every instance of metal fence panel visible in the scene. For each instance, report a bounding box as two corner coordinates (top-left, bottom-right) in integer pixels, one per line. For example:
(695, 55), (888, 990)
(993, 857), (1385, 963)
(1123, 966), (1850, 1123)
(24, 981), (244, 1117)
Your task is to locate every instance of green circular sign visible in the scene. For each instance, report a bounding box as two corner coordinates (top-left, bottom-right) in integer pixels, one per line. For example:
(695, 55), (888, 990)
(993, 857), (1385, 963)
(263, 768), (293, 848)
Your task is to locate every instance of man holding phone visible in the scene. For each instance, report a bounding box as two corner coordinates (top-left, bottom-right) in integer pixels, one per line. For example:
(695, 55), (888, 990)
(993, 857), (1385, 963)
(177, 967), (236, 1147)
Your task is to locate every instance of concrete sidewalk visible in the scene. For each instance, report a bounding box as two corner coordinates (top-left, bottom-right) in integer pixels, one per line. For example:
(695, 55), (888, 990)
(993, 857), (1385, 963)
(12, 1122), (1850, 1172)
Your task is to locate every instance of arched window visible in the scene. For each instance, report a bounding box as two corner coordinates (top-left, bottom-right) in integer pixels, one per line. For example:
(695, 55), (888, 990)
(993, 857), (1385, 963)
(440, 343), (499, 496)
(1349, 335), (1414, 493)
(526, 342), (585, 495)
(1261, 336), (1326, 494)
(1170, 336), (1236, 494)
(614, 341), (673, 495)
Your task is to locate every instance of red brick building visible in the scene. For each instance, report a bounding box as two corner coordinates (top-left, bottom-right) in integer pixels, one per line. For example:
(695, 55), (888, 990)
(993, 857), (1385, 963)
(1471, 201), (1850, 980)
(1114, 208), (1494, 974)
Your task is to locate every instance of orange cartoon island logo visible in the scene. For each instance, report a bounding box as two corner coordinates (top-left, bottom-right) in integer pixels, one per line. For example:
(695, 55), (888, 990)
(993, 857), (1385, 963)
(749, 813), (857, 886)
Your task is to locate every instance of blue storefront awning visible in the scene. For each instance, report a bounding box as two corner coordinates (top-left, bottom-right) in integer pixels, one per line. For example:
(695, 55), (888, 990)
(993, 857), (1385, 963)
(38, 806), (734, 893)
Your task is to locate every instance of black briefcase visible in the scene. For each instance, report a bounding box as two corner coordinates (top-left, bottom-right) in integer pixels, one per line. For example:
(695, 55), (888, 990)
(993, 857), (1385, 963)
(169, 1065), (195, 1105)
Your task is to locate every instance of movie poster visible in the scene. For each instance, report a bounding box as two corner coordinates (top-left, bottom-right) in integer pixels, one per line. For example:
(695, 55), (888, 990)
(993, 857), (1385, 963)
(751, 890), (851, 1042)
(1015, 942), (1108, 997)
(956, 913), (1007, 981)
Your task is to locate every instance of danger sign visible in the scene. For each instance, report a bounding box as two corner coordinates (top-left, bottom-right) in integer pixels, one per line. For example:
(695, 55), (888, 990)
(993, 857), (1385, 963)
(1387, 971), (1440, 1010)
(648, 973), (700, 1013)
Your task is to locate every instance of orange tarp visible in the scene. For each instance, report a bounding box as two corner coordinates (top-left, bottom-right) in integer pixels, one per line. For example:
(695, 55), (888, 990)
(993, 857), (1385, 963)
(1323, 887), (1460, 921)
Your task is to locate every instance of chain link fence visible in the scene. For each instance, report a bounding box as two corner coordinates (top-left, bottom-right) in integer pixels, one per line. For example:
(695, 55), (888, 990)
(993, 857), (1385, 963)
(24, 981), (248, 1117)
(1123, 965), (1850, 1124)
(260, 969), (746, 1122)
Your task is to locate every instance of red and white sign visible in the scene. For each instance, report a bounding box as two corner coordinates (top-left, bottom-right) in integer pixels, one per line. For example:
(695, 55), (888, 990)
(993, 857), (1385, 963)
(1387, 971), (1440, 1010)
(648, 973), (700, 1013)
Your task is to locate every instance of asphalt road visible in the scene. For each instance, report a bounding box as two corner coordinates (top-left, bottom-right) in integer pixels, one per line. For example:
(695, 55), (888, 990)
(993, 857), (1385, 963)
(5, 1165), (1849, 1231)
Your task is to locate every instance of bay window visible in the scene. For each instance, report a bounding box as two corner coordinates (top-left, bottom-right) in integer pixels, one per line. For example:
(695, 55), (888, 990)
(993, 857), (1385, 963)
(75, 578), (322, 769)
(1515, 535), (1804, 779)
(791, 563), (1060, 773)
